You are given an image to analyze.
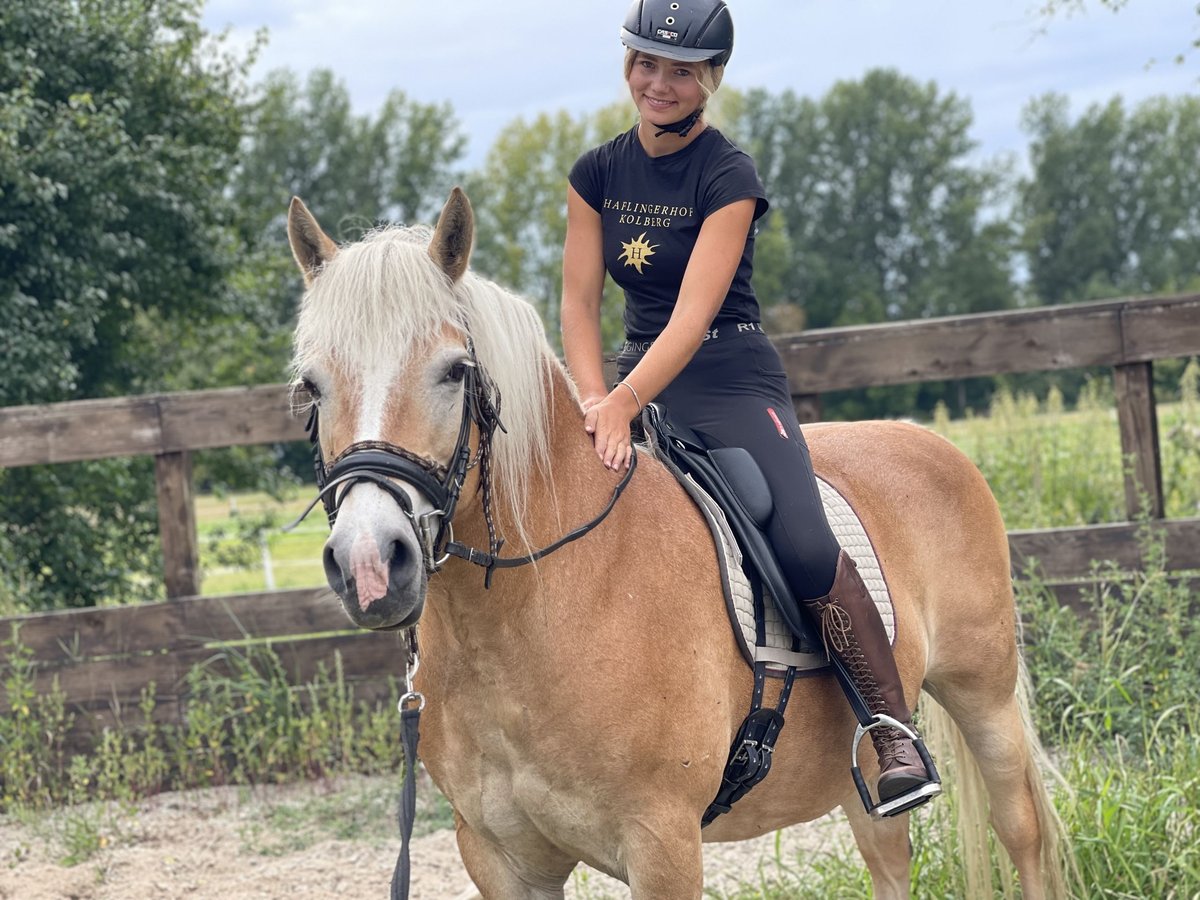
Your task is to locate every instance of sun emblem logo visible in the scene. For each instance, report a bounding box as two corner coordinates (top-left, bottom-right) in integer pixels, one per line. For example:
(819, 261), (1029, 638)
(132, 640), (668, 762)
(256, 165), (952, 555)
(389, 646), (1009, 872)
(618, 232), (658, 274)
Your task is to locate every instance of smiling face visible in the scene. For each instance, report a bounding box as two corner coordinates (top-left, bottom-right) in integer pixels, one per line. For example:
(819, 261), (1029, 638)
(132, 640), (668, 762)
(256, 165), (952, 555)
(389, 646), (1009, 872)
(626, 51), (707, 126)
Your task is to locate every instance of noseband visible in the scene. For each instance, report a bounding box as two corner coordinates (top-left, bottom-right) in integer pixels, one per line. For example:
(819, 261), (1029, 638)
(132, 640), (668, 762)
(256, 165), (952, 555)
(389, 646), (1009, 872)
(289, 338), (637, 587)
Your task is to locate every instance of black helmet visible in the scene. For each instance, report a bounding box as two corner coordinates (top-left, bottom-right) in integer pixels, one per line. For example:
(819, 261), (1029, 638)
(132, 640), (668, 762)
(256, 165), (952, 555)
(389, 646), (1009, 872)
(620, 0), (734, 68)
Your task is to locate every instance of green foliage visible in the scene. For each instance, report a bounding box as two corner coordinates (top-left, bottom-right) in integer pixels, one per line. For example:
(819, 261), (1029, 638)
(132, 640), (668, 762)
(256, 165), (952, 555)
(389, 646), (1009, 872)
(1018, 528), (1200, 896)
(729, 71), (1017, 331)
(0, 628), (73, 808)
(1021, 93), (1200, 305)
(0, 0), (257, 609)
(1, 459), (163, 610)
(0, 635), (404, 812)
(932, 368), (1200, 528)
(468, 102), (632, 350)
(0, 0), (253, 404)
(935, 381), (1127, 528)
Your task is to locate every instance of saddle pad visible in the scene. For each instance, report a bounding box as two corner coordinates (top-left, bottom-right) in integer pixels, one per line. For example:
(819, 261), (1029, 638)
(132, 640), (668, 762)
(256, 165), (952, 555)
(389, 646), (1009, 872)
(676, 473), (895, 674)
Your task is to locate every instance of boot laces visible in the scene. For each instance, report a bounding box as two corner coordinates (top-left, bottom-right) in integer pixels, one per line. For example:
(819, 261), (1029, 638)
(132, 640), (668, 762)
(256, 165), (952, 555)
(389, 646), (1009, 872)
(816, 600), (853, 655)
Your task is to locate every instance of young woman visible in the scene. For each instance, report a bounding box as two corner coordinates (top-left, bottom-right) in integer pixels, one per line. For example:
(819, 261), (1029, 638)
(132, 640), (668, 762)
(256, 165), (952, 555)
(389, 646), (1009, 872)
(560, 0), (937, 810)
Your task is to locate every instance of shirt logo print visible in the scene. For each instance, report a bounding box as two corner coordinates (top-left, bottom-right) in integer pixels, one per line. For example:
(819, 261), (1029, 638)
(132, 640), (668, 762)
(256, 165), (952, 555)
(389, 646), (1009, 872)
(618, 232), (657, 274)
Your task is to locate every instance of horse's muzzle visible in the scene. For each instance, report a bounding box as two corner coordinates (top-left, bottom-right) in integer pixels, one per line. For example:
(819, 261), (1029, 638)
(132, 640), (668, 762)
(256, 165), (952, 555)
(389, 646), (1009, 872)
(323, 521), (428, 630)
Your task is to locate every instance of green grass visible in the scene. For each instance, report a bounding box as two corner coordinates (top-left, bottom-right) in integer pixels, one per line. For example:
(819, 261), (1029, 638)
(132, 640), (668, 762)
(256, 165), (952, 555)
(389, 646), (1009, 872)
(930, 366), (1200, 529)
(195, 490), (327, 593)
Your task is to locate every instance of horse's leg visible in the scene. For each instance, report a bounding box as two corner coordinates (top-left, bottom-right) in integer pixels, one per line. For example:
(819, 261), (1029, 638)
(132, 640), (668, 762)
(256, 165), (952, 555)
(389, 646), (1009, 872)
(454, 816), (574, 900)
(623, 819), (704, 899)
(935, 688), (1052, 897)
(843, 801), (912, 900)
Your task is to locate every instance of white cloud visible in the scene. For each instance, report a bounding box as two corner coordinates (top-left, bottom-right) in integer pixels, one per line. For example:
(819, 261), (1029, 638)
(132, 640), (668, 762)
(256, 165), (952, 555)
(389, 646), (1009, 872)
(203, 0), (1199, 168)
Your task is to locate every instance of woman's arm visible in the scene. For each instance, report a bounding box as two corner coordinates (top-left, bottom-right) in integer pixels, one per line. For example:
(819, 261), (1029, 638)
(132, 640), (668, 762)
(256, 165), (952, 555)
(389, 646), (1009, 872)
(586, 197), (758, 470)
(560, 185), (610, 409)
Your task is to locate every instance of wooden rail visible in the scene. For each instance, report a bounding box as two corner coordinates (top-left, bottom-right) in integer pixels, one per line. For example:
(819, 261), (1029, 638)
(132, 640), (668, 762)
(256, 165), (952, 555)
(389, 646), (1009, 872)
(4, 514), (1196, 747)
(3, 293), (1196, 596)
(0, 588), (402, 746)
(1, 291), (1199, 747)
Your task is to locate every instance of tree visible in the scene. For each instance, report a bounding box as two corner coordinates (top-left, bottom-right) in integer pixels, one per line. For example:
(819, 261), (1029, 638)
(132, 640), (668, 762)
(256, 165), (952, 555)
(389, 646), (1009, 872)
(468, 102), (632, 349)
(0, 0), (255, 609)
(730, 71), (1017, 333)
(1021, 93), (1200, 304)
(232, 69), (467, 248)
(220, 68), (469, 387)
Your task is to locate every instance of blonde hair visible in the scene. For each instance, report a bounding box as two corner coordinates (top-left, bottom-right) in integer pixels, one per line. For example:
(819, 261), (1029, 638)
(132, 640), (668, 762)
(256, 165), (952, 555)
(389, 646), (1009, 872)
(623, 48), (724, 107)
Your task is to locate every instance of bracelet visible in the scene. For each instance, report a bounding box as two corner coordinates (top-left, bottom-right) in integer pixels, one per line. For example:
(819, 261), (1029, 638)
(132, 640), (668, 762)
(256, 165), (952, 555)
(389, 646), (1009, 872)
(617, 380), (642, 410)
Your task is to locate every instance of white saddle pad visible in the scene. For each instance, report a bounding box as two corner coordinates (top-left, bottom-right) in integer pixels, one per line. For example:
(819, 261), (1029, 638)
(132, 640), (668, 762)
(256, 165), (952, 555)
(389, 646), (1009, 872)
(676, 472), (896, 674)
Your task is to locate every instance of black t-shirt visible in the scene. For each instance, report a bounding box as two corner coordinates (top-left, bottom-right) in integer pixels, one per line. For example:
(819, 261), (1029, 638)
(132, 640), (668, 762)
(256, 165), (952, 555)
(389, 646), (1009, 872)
(569, 125), (769, 339)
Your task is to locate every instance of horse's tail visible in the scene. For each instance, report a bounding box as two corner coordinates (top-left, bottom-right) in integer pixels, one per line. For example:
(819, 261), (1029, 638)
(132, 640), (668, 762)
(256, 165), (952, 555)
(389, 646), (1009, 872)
(922, 656), (1077, 899)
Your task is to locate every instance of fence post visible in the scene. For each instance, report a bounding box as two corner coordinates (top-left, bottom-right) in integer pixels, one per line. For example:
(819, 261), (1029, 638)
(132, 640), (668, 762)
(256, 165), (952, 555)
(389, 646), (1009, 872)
(1113, 362), (1164, 519)
(155, 450), (200, 598)
(793, 393), (822, 425)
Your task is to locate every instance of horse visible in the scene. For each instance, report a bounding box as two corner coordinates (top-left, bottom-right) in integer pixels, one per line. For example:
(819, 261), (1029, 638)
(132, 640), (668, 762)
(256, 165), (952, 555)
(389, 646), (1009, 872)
(286, 188), (1073, 899)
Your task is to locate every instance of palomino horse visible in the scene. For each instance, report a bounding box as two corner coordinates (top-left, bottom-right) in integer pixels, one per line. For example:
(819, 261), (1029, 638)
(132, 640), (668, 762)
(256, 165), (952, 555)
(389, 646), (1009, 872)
(287, 189), (1072, 899)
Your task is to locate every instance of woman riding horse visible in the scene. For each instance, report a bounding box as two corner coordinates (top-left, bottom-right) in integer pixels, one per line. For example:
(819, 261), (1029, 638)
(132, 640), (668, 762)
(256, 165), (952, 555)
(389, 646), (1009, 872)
(561, 0), (932, 809)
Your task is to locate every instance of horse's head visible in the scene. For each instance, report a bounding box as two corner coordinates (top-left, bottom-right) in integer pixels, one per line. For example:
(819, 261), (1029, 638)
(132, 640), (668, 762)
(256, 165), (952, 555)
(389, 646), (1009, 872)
(287, 189), (484, 629)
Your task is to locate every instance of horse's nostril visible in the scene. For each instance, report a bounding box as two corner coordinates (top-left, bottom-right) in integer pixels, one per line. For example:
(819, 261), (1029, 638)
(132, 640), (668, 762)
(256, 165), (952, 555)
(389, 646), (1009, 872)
(323, 544), (347, 594)
(387, 540), (410, 577)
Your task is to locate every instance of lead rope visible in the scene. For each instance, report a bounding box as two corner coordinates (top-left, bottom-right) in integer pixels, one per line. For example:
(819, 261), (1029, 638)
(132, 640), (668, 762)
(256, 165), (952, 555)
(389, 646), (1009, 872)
(392, 628), (423, 900)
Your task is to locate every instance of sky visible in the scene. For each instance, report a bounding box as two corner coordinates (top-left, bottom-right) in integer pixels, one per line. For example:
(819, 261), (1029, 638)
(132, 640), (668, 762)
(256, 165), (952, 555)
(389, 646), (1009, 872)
(201, 0), (1198, 170)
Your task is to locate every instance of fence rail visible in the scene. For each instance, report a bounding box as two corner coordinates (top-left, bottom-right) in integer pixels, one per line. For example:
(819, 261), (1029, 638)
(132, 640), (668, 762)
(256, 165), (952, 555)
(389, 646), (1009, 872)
(2, 291), (1198, 746)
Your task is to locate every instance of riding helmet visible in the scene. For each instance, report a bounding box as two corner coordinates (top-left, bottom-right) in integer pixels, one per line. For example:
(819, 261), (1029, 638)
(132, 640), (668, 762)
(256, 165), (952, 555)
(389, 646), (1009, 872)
(620, 0), (734, 67)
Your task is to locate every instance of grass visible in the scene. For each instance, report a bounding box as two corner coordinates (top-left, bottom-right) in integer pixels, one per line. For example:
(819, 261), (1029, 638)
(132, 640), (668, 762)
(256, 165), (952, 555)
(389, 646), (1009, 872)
(195, 491), (326, 593)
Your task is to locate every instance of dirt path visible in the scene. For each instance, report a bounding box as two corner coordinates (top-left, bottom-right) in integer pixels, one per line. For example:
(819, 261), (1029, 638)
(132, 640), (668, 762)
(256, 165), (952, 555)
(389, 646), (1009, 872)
(0, 776), (853, 898)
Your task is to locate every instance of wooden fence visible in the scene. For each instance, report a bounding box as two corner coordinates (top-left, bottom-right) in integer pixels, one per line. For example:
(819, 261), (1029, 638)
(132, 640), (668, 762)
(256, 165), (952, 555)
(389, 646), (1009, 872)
(2, 291), (1198, 745)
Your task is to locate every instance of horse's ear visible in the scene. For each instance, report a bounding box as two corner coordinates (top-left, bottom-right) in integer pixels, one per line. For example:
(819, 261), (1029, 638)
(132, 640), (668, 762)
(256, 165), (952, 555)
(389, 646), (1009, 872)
(429, 187), (474, 284)
(288, 196), (338, 286)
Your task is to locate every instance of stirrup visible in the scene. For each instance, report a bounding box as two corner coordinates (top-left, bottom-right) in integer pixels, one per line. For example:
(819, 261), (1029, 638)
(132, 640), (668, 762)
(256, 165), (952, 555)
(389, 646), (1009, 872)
(850, 714), (942, 819)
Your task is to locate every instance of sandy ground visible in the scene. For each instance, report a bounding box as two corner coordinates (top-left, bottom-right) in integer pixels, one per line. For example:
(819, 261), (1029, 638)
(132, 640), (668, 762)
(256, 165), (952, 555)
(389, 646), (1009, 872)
(0, 775), (854, 899)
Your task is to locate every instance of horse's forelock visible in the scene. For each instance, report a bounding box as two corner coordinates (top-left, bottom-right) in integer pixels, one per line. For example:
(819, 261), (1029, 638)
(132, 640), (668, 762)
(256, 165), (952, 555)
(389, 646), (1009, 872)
(290, 225), (560, 539)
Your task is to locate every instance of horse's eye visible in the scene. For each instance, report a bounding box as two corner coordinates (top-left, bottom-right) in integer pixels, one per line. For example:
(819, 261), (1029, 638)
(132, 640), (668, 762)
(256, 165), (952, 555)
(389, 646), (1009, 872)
(443, 363), (467, 385)
(300, 379), (321, 402)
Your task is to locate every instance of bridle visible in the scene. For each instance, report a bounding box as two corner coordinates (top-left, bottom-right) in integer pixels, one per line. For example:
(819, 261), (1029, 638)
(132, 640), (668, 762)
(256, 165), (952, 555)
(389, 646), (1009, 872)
(288, 337), (638, 588)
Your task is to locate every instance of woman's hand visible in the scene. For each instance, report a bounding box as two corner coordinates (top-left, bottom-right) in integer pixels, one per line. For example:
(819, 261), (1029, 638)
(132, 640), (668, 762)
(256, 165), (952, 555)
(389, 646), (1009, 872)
(583, 387), (639, 471)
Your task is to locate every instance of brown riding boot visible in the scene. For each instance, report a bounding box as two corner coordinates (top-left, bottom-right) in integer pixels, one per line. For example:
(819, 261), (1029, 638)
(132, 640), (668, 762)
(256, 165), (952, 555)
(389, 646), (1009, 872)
(805, 550), (931, 803)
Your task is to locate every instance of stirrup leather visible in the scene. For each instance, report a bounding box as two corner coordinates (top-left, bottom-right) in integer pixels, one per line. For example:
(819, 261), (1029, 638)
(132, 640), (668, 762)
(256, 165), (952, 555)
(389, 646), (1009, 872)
(850, 715), (942, 819)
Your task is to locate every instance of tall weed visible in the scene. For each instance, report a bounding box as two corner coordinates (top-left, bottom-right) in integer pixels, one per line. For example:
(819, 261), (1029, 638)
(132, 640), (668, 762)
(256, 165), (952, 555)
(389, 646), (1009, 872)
(0, 638), (403, 812)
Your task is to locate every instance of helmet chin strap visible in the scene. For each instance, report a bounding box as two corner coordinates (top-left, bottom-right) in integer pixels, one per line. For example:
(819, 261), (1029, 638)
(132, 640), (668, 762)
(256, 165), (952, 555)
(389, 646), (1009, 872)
(654, 107), (704, 139)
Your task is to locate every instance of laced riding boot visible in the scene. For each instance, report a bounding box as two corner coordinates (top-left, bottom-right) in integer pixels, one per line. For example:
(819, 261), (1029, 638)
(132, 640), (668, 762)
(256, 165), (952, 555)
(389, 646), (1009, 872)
(805, 549), (932, 803)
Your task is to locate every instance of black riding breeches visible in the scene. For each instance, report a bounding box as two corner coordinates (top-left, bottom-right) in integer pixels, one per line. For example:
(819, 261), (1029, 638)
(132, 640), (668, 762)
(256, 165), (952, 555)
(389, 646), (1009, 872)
(618, 327), (841, 601)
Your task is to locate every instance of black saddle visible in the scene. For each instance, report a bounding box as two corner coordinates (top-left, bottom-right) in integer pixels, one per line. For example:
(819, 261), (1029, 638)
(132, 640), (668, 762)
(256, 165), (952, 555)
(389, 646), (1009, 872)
(641, 403), (820, 650)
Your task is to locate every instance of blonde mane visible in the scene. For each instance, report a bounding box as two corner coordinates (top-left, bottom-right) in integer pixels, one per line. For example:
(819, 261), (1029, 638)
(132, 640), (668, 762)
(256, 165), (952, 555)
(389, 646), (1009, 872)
(291, 225), (566, 533)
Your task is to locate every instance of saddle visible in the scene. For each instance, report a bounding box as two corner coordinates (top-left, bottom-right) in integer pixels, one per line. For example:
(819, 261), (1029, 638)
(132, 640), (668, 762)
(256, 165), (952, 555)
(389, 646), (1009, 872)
(640, 404), (931, 824)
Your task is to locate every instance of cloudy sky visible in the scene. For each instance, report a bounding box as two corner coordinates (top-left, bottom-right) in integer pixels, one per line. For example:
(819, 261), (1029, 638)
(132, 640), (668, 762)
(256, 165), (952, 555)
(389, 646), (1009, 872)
(202, 0), (1197, 168)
